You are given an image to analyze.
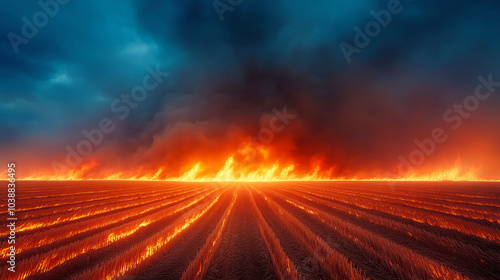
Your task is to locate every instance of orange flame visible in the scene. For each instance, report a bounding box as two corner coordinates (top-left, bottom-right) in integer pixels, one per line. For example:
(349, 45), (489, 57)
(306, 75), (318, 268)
(18, 153), (497, 182)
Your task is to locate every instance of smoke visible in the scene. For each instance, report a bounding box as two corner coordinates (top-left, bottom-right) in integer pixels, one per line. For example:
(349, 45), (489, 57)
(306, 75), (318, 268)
(1, 1), (500, 179)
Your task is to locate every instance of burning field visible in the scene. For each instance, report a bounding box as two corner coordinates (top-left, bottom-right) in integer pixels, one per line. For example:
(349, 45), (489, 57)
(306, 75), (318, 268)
(1, 180), (499, 280)
(2, 1), (500, 280)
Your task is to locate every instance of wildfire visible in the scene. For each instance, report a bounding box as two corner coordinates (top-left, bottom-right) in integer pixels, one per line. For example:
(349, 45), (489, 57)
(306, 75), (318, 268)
(19, 153), (496, 182)
(22, 159), (100, 181)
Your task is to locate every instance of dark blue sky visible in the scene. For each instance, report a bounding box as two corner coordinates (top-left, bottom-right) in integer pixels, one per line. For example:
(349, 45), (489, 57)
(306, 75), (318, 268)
(1, 0), (500, 178)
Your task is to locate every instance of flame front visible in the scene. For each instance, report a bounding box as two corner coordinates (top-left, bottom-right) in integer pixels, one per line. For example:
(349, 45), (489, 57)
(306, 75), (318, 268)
(20, 153), (494, 182)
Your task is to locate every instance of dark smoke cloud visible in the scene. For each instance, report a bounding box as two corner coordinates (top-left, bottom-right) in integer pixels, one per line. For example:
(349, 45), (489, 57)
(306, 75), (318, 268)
(1, 0), (499, 178)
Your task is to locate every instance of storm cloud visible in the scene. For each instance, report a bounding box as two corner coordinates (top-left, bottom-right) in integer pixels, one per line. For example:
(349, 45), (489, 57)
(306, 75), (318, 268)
(1, 0), (499, 179)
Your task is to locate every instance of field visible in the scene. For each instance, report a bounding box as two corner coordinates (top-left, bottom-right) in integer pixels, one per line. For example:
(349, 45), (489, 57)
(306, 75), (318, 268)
(1, 181), (499, 280)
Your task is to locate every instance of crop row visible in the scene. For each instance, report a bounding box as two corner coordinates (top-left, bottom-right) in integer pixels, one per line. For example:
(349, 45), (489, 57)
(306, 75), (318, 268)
(287, 184), (500, 242)
(0, 190), (222, 280)
(267, 187), (470, 279)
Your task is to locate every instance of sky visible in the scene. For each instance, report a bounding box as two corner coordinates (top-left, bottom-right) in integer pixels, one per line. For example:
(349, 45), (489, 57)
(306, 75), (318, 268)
(1, 0), (500, 179)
